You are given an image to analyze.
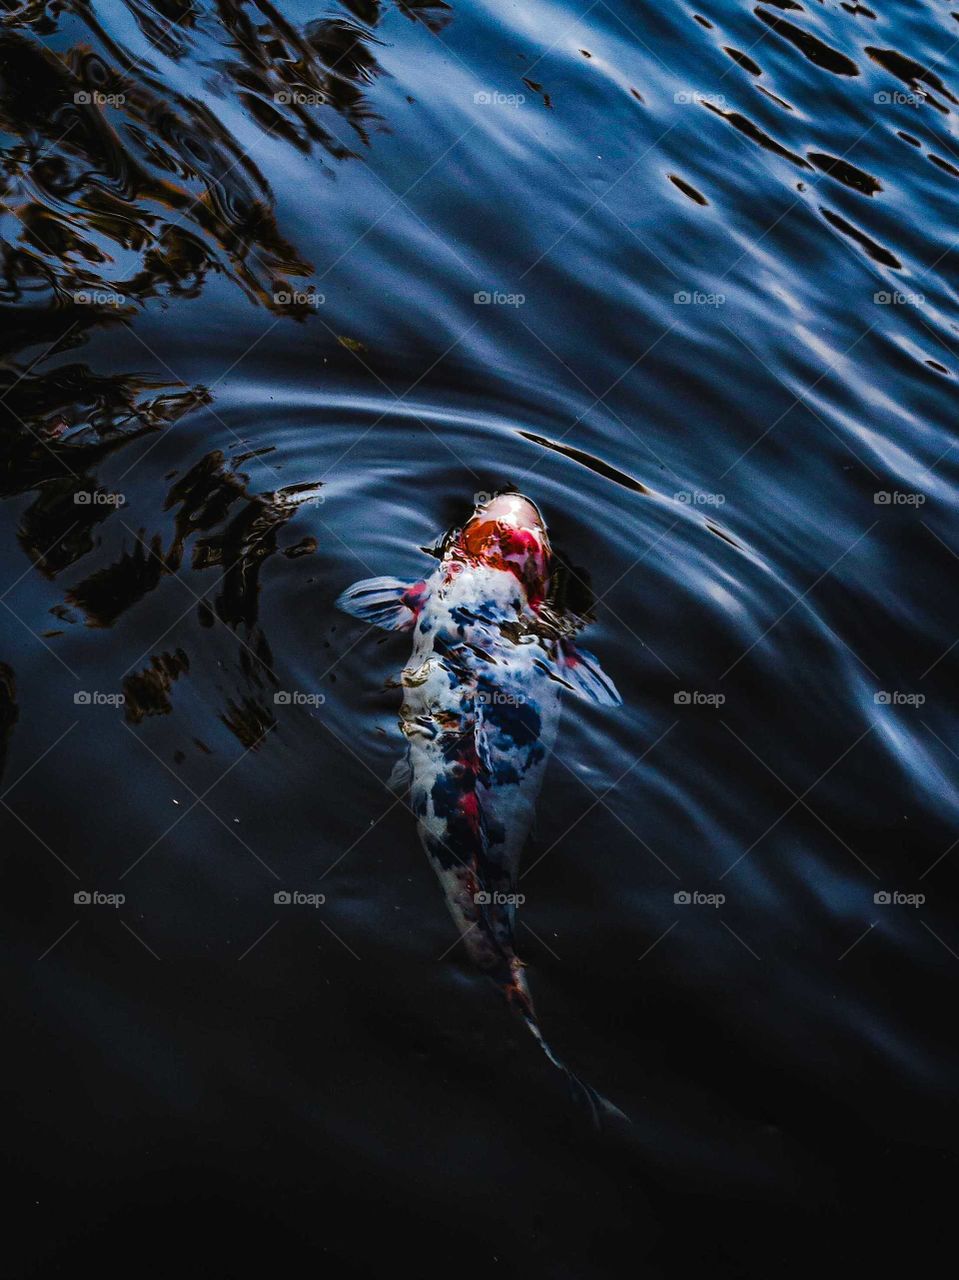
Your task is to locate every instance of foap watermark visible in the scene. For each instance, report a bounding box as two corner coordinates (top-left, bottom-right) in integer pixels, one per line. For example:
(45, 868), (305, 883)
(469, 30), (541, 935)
(74, 890), (125, 908)
(874, 290), (924, 306)
(674, 490), (725, 506)
(674, 90), (725, 107)
(477, 690), (526, 707)
(274, 890), (326, 907)
(674, 691), (725, 707)
(874, 890), (925, 907)
(473, 90), (525, 107)
(474, 891), (525, 906)
(474, 290), (525, 307)
(874, 490), (925, 506)
(74, 691), (125, 707)
(674, 289), (725, 306)
(273, 289), (324, 307)
(74, 90), (125, 106)
(274, 90), (326, 106)
(73, 290), (126, 307)
(74, 490), (126, 506)
(874, 691), (925, 707)
(274, 691), (326, 707)
(674, 890), (725, 907)
(874, 90), (926, 106)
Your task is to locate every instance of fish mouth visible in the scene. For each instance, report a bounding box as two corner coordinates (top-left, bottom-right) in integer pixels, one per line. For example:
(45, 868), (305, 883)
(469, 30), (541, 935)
(459, 493), (551, 600)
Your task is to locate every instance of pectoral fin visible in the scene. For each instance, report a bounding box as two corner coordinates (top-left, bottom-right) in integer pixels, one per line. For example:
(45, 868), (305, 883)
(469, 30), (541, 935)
(336, 576), (420, 631)
(560, 641), (622, 706)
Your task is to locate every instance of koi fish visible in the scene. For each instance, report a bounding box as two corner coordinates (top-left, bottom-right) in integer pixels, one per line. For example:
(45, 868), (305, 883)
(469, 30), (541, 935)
(337, 493), (625, 1122)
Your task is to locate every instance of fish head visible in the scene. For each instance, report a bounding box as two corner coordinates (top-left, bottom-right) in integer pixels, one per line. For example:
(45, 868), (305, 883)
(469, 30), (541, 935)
(459, 493), (551, 606)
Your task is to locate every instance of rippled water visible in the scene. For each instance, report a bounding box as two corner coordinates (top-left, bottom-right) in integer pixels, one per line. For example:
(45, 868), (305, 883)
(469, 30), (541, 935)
(3, 1), (957, 1273)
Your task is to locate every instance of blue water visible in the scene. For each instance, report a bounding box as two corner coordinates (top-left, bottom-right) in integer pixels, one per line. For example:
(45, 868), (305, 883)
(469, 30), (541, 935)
(2, 1), (956, 1274)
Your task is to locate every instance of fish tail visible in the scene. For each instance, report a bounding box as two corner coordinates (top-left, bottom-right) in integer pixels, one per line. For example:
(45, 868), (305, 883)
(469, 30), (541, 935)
(504, 959), (630, 1129)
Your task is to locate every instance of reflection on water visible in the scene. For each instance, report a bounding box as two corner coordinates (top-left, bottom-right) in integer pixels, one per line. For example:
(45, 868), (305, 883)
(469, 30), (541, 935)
(0, 0), (382, 317)
(3, 0), (958, 1273)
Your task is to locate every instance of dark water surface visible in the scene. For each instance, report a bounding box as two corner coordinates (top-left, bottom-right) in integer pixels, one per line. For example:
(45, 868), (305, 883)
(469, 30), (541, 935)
(3, 0), (957, 1274)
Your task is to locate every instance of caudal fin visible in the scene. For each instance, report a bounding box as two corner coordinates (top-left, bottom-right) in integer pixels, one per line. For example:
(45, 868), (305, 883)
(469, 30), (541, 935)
(505, 963), (629, 1129)
(523, 1009), (630, 1129)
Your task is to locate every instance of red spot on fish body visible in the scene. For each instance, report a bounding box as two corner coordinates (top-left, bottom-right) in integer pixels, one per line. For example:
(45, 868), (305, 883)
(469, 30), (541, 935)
(459, 789), (481, 834)
(401, 579), (428, 614)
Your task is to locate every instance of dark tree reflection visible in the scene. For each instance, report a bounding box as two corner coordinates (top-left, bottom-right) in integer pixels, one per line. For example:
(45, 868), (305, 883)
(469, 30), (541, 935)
(0, 1), (454, 744)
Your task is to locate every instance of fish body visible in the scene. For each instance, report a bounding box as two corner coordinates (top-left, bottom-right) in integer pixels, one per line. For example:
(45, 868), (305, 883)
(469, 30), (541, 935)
(400, 559), (562, 1013)
(338, 494), (624, 1119)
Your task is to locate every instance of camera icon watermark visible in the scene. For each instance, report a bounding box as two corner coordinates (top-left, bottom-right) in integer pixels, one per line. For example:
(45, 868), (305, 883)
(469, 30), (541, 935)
(674, 690), (725, 707)
(274, 90), (326, 106)
(73, 690), (125, 707)
(474, 890), (525, 906)
(874, 90), (925, 106)
(873, 490), (925, 506)
(473, 90), (525, 107)
(73, 290), (126, 307)
(873, 290), (924, 306)
(74, 889), (125, 907)
(674, 490), (725, 506)
(74, 90), (126, 106)
(274, 889), (326, 907)
(673, 289), (725, 306)
(874, 691), (925, 707)
(74, 490), (126, 506)
(273, 289), (325, 307)
(674, 90), (726, 107)
(273, 690), (326, 707)
(674, 889), (725, 906)
(476, 689), (526, 707)
(474, 290), (525, 307)
(873, 890), (924, 906)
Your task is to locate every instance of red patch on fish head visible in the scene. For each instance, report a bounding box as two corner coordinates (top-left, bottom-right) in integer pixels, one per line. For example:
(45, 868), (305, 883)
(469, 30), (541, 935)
(459, 494), (551, 607)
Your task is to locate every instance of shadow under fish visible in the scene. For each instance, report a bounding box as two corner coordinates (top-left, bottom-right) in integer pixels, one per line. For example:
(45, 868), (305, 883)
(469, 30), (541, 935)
(338, 492), (627, 1125)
